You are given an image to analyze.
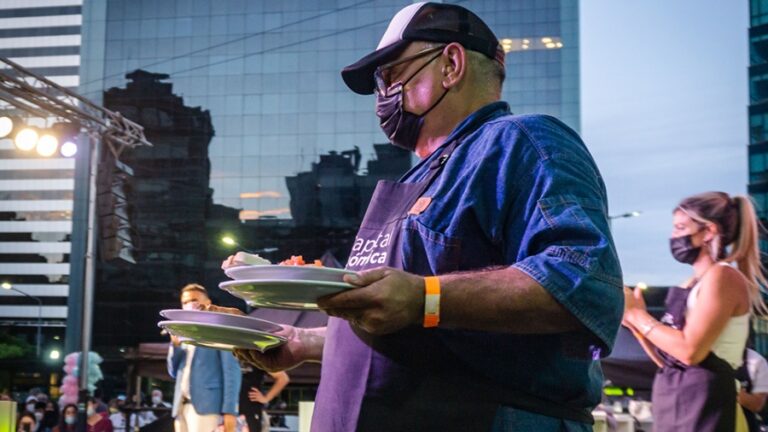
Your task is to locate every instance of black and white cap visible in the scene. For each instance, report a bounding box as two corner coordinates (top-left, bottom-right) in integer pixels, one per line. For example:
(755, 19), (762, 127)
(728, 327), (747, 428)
(341, 2), (505, 95)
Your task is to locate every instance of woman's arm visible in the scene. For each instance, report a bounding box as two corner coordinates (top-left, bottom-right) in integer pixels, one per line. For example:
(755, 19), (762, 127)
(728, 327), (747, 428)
(627, 326), (664, 368)
(625, 265), (748, 366)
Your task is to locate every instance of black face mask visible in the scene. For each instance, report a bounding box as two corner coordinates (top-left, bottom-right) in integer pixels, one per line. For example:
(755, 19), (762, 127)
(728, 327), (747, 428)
(669, 233), (702, 264)
(375, 51), (449, 152)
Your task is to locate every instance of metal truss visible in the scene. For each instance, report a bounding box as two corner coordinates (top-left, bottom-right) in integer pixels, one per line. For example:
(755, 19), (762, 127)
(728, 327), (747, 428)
(0, 57), (151, 157)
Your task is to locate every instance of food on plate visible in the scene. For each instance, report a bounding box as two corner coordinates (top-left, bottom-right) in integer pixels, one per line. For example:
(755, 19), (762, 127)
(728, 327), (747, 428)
(279, 255), (323, 267)
(234, 251), (271, 266)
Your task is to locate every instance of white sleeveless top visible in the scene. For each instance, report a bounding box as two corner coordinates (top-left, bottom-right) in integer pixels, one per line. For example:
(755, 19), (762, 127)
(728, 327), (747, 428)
(686, 262), (750, 369)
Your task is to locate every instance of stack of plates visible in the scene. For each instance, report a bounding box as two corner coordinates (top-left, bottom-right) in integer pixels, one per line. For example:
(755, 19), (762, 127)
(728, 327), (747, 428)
(220, 265), (357, 310)
(157, 264), (357, 351)
(158, 309), (287, 352)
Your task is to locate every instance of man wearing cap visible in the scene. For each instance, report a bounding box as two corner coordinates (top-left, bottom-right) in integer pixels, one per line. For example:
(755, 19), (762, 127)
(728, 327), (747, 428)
(230, 2), (622, 431)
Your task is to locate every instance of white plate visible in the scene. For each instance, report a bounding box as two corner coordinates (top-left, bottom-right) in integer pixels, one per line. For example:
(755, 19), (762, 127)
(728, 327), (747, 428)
(159, 309), (284, 333)
(224, 265), (355, 283)
(219, 279), (355, 310)
(158, 320), (286, 352)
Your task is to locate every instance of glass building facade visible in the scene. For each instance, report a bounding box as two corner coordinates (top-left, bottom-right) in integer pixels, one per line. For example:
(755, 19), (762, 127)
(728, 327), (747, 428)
(0, 1), (82, 332)
(80, 0), (579, 222)
(750, 0), (768, 355)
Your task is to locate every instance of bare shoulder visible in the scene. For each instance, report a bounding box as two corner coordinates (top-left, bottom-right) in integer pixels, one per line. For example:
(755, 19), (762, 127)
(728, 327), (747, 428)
(700, 263), (750, 303)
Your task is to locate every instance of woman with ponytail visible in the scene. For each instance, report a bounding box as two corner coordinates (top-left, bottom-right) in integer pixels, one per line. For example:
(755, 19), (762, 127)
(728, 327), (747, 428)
(622, 192), (766, 432)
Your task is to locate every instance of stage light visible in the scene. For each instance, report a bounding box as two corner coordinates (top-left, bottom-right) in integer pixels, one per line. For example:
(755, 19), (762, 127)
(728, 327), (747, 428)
(0, 116), (13, 138)
(61, 141), (77, 157)
(14, 128), (38, 151)
(36, 134), (58, 157)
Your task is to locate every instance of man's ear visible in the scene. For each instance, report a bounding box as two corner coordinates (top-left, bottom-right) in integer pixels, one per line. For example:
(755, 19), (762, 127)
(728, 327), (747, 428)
(441, 42), (467, 89)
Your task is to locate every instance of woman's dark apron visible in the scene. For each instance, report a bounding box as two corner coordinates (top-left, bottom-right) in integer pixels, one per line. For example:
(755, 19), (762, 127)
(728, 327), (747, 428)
(311, 137), (594, 432)
(652, 286), (737, 432)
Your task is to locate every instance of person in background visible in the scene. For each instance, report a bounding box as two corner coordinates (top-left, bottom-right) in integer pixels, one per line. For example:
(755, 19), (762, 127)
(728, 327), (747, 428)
(107, 398), (126, 432)
(624, 192), (764, 431)
(239, 362), (289, 432)
(736, 348), (768, 432)
(24, 396), (38, 415)
(41, 400), (59, 432)
(150, 389), (171, 409)
(52, 404), (78, 432)
(87, 398), (113, 432)
(167, 284), (241, 432)
(17, 412), (37, 432)
(32, 402), (46, 432)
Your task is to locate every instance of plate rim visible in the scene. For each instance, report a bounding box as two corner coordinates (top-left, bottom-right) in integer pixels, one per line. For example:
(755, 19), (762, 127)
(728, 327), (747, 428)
(224, 265), (356, 280)
(218, 278), (354, 289)
(158, 309), (284, 331)
(157, 320), (288, 343)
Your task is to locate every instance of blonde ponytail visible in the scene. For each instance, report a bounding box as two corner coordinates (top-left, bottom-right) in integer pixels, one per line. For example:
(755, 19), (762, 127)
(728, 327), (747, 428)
(725, 195), (768, 314)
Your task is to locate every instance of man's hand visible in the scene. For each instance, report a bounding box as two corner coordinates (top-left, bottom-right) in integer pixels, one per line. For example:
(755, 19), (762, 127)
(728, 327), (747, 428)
(222, 413), (237, 432)
(198, 303), (245, 316)
(248, 387), (268, 404)
(233, 326), (324, 372)
(316, 267), (424, 335)
(170, 334), (182, 347)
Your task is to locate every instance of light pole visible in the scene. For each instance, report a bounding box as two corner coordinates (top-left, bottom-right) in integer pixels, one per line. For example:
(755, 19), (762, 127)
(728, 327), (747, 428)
(1, 282), (42, 357)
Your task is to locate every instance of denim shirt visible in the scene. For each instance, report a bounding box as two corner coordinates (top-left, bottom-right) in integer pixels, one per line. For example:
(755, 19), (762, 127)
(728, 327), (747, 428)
(399, 102), (623, 426)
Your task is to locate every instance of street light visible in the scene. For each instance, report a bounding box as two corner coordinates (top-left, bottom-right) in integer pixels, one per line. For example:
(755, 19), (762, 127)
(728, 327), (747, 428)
(608, 210), (642, 229)
(220, 235), (278, 254)
(609, 211), (642, 220)
(636, 282), (648, 290)
(49, 349), (61, 361)
(1, 282), (42, 357)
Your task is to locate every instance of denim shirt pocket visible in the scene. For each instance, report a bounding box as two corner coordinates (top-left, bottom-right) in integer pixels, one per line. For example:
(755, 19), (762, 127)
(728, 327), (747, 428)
(536, 194), (614, 280)
(401, 217), (462, 275)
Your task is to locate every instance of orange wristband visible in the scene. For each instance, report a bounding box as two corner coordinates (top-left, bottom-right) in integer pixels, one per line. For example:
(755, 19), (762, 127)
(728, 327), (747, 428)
(423, 276), (440, 328)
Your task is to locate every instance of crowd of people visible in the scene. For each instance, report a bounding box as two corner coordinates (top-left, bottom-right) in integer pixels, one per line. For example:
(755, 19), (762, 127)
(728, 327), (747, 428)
(6, 388), (168, 432)
(8, 372), (284, 432)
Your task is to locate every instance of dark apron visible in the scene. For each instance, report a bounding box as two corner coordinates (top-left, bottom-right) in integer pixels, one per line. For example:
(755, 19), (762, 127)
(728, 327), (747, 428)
(652, 286), (737, 432)
(312, 136), (593, 432)
(735, 350), (761, 432)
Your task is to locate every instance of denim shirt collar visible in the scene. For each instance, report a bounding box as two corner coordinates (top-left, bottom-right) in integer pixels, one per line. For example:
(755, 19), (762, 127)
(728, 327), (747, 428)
(443, 101), (511, 145)
(405, 101), (511, 177)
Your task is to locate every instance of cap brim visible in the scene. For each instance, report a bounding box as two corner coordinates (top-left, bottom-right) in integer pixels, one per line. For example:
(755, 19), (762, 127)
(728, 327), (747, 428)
(341, 40), (410, 95)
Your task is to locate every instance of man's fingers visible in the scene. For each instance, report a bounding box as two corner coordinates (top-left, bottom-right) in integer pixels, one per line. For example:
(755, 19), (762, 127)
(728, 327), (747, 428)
(317, 287), (376, 310)
(343, 267), (390, 286)
(201, 304), (245, 316)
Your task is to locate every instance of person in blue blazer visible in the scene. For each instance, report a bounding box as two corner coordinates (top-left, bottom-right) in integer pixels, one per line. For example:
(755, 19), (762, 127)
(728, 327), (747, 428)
(167, 284), (241, 432)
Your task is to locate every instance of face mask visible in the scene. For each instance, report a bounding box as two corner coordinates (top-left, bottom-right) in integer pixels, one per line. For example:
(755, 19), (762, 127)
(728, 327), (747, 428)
(182, 302), (199, 311)
(375, 52), (449, 151)
(65, 415), (76, 425)
(86, 407), (95, 417)
(151, 396), (162, 405)
(26, 403), (36, 413)
(34, 412), (44, 422)
(669, 233), (702, 264)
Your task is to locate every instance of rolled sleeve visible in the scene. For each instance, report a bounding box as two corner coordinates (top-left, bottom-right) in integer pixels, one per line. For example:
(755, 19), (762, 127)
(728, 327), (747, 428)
(501, 117), (624, 354)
